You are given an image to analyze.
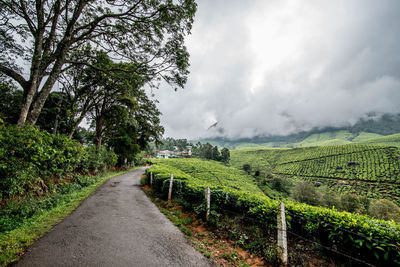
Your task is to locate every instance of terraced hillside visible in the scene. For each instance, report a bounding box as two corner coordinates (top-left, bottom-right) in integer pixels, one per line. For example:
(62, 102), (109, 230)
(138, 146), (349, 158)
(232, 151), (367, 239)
(231, 144), (400, 204)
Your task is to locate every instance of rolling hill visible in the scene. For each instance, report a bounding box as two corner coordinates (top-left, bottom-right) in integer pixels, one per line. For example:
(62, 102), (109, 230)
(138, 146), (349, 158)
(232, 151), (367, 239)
(230, 144), (400, 204)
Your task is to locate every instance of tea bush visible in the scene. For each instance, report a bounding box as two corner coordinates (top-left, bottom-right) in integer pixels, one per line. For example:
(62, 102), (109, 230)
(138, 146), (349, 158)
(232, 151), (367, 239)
(147, 158), (400, 266)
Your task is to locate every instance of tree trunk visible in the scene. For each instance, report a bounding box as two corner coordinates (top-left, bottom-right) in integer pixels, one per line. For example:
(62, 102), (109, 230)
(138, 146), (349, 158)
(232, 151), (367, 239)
(17, 81), (37, 127)
(68, 103), (92, 138)
(68, 117), (84, 138)
(95, 115), (105, 150)
(18, 21), (45, 127)
(26, 58), (65, 125)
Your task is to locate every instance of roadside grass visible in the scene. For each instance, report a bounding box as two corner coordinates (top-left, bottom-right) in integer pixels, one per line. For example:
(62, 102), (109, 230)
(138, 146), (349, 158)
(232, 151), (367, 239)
(0, 168), (138, 266)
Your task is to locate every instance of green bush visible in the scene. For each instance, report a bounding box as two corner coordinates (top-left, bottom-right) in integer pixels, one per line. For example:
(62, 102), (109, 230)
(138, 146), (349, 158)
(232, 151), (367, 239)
(0, 125), (87, 197)
(81, 145), (117, 172)
(0, 172), (110, 233)
(369, 199), (400, 222)
(339, 193), (369, 213)
(291, 182), (321, 206)
(0, 124), (119, 199)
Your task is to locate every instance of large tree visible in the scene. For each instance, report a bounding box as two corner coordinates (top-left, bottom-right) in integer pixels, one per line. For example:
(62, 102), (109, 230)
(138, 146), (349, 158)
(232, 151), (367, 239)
(0, 0), (196, 127)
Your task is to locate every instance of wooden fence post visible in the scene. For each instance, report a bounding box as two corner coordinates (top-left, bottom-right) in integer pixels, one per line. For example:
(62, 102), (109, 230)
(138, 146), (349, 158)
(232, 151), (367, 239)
(205, 187), (211, 221)
(150, 172), (153, 186)
(277, 202), (288, 265)
(168, 173), (174, 203)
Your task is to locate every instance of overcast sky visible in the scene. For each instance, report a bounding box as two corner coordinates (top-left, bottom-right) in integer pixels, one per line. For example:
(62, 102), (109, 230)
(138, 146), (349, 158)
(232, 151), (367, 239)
(151, 0), (400, 139)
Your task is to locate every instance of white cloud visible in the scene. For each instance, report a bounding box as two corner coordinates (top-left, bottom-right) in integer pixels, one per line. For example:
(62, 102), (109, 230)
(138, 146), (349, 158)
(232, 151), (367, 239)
(153, 0), (400, 139)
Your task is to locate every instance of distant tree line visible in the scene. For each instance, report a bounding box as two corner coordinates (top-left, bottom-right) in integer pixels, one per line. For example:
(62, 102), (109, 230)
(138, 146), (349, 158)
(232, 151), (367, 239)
(155, 137), (192, 152)
(192, 142), (230, 164)
(152, 138), (230, 164)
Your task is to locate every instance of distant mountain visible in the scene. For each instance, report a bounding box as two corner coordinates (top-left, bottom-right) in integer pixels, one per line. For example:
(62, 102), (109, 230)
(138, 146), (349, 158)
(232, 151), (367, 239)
(199, 113), (400, 149)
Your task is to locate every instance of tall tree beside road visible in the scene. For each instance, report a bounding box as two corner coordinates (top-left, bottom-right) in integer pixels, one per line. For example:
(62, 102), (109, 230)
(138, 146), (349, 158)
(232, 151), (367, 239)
(0, 0), (197, 127)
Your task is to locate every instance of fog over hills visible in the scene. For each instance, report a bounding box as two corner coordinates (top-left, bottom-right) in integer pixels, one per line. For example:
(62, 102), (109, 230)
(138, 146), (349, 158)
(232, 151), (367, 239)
(207, 113), (400, 141)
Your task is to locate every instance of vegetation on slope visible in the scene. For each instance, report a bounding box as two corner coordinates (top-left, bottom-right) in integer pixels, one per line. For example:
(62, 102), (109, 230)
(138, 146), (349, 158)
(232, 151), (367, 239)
(147, 158), (400, 266)
(231, 144), (400, 204)
(150, 158), (264, 196)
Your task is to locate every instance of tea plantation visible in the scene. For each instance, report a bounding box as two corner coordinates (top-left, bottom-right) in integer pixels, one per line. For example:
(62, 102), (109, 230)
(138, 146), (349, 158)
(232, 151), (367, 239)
(231, 144), (400, 204)
(147, 158), (400, 266)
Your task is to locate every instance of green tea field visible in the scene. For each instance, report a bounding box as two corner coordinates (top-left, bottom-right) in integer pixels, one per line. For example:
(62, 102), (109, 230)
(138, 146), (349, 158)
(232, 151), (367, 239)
(231, 144), (400, 204)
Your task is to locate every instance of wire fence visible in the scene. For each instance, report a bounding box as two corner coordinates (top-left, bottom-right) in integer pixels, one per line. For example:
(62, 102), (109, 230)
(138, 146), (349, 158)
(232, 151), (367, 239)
(149, 173), (397, 266)
(209, 202), (391, 266)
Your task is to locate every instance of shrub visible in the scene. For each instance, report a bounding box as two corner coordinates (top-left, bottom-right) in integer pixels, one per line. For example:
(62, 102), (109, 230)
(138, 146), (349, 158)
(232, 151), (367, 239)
(291, 182), (321, 206)
(0, 125), (87, 197)
(318, 186), (340, 208)
(369, 199), (400, 222)
(243, 164), (251, 174)
(339, 193), (367, 213)
(81, 145), (117, 172)
(268, 177), (291, 195)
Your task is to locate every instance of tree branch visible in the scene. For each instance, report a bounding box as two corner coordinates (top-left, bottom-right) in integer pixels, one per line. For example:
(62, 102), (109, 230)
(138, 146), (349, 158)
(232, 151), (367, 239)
(0, 64), (28, 88)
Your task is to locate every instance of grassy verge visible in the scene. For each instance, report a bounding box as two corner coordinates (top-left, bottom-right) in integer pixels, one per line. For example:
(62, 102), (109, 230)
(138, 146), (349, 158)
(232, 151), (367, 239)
(0, 168), (138, 266)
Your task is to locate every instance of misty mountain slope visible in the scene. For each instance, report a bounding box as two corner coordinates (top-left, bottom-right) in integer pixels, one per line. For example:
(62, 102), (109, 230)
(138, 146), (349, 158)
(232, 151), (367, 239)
(230, 144), (400, 204)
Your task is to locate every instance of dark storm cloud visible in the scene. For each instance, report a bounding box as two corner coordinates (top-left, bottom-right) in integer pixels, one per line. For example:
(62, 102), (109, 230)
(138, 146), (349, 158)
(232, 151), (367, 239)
(153, 0), (400, 139)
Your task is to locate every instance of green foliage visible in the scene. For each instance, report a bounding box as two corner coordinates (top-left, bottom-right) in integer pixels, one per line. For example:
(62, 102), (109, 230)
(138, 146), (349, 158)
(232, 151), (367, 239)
(369, 199), (400, 222)
(81, 145), (117, 172)
(268, 177), (291, 195)
(150, 158), (264, 196)
(157, 137), (192, 151)
(339, 193), (368, 214)
(147, 158), (400, 265)
(0, 82), (22, 124)
(291, 182), (321, 206)
(0, 174), (98, 233)
(242, 164), (251, 174)
(192, 142), (230, 163)
(36, 91), (75, 135)
(0, 125), (117, 198)
(319, 186), (340, 208)
(0, 125), (86, 197)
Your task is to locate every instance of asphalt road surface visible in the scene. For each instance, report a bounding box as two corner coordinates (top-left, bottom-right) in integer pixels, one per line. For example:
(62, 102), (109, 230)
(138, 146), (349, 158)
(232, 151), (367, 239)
(15, 168), (212, 267)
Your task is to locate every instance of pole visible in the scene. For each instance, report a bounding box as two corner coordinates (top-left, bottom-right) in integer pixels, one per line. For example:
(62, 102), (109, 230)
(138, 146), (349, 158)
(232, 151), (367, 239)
(205, 187), (211, 221)
(168, 173), (174, 203)
(277, 202), (288, 265)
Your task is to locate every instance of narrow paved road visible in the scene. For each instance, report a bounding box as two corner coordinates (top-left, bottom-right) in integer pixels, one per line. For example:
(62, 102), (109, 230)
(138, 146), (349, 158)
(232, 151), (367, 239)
(16, 168), (212, 267)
